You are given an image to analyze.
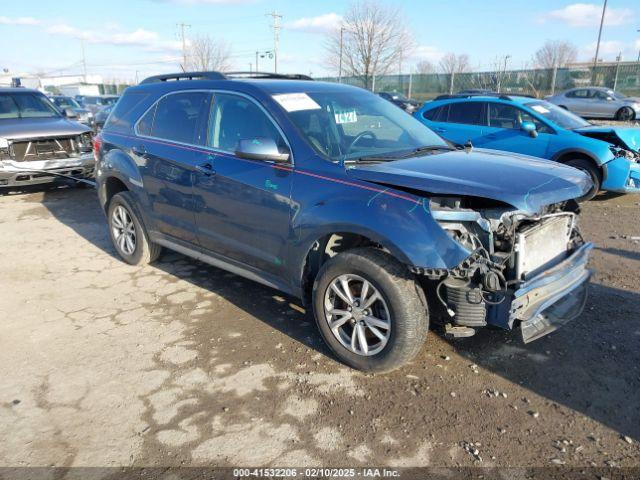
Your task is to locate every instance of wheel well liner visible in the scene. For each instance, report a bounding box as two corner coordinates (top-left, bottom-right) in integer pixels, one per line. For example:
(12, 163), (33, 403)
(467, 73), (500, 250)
(300, 232), (388, 305)
(104, 176), (129, 211)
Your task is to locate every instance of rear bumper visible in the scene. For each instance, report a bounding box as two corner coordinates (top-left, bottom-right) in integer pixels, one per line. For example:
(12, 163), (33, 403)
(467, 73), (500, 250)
(0, 154), (95, 187)
(602, 156), (640, 193)
(510, 242), (593, 343)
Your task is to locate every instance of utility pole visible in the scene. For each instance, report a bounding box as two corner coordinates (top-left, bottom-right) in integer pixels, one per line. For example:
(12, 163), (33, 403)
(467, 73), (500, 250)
(338, 26), (345, 82)
(613, 52), (622, 90)
(592, 0), (607, 82)
(81, 39), (87, 83)
(177, 22), (191, 72)
(637, 28), (640, 62)
(256, 51), (259, 72)
(266, 11), (282, 73)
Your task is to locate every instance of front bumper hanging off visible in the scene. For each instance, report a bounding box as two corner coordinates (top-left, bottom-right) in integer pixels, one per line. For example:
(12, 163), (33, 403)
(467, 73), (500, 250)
(510, 242), (593, 343)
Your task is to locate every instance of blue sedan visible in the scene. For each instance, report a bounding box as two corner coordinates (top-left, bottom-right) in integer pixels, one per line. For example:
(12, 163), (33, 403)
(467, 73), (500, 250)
(414, 93), (640, 200)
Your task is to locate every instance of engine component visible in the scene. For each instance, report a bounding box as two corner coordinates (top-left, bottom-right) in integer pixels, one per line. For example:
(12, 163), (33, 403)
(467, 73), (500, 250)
(444, 277), (487, 327)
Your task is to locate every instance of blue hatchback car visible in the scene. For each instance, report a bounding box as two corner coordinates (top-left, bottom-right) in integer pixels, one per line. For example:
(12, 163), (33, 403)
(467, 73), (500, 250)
(415, 93), (640, 200)
(96, 72), (593, 371)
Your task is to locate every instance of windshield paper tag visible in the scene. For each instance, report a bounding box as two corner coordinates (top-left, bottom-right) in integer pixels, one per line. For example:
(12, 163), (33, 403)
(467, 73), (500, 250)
(272, 93), (321, 112)
(531, 105), (550, 114)
(334, 109), (357, 124)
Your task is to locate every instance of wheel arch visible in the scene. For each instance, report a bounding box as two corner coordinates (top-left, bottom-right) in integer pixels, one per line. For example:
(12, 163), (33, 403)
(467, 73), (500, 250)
(298, 230), (412, 306)
(552, 148), (604, 174)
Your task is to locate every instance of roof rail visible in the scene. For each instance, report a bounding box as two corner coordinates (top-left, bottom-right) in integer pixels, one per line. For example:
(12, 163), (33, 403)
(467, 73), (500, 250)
(434, 92), (537, 101)
(139, 71), (226, 84)
(225, 71), (314, 80)
(434, 93), (512, 101)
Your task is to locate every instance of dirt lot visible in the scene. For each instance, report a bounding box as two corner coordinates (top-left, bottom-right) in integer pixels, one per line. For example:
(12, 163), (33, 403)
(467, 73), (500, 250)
(0, 185), (639, 472)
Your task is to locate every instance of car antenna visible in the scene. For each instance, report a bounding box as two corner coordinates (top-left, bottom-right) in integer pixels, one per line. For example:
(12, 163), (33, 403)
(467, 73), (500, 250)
(463, 139), (473, 152)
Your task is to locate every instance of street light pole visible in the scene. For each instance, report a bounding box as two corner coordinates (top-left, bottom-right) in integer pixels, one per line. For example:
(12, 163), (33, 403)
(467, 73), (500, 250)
(637, 28), (640, 63)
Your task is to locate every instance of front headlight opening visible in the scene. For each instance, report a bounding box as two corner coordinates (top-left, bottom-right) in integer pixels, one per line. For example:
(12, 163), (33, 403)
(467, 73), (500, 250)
(76, 133), (93, 153)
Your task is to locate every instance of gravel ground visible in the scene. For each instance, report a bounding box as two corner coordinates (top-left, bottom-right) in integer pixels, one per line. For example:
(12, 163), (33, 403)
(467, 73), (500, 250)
(0, 185), (638, 472)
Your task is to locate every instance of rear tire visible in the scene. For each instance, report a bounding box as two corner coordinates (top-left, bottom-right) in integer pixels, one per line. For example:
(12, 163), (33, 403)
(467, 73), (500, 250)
(615, 107), (635, 121)
(312, 247), (428, 373)
(565, 158), (601, 202)
(107, 191), (161, 265)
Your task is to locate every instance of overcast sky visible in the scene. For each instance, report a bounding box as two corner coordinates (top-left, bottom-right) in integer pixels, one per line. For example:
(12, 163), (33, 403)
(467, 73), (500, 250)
(1, 0), (639, 82)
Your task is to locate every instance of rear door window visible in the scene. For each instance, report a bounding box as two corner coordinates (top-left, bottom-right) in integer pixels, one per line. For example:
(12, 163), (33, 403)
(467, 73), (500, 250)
(151, 91), (211, 145)
(446, 102), (486, 125)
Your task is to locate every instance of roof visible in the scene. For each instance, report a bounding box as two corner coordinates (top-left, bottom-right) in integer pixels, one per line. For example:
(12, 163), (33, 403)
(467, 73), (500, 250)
(0, 87), (42, 94)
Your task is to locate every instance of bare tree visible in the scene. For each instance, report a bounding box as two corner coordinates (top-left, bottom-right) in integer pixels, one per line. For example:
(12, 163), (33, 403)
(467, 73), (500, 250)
(438, 53), (470, 75)
(186, 35), (233, 72)
(534, 40), (577, 69)
(414, 59), (435, 74)
(324, 0), (413, 89)
(438, 53), (470, 93)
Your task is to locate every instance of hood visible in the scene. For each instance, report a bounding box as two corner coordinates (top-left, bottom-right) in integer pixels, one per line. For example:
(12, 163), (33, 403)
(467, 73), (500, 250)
(573, 125), (640, 152)
(0, 117), (90, 141)
(346, 148), (591, 214)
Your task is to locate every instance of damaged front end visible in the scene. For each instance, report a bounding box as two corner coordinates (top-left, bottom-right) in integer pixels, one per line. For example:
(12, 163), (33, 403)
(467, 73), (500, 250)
(0, 133), (94, 187)
(417, 196), (593, 343)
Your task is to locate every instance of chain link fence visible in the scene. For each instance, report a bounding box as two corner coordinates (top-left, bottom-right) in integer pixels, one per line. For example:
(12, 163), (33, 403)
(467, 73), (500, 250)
(318, 63), (640, 101)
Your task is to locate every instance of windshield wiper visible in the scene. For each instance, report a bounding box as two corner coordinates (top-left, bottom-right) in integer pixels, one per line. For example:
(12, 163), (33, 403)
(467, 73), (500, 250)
(393, 145), (454, 158)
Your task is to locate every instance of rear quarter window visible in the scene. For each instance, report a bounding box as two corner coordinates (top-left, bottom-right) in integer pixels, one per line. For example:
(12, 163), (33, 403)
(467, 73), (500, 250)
(103, 91), (150, 134)
(422, 105), (445, 121)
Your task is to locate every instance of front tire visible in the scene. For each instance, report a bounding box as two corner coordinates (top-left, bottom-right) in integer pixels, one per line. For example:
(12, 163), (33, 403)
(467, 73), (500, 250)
(107, 191), (161, 265)
(565, 158), (601, 202)
(312, 247), (428, 372)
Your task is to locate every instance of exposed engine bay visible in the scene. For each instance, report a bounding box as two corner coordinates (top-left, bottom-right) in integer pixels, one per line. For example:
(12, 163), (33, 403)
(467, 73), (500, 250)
(419, 196), (590, 341)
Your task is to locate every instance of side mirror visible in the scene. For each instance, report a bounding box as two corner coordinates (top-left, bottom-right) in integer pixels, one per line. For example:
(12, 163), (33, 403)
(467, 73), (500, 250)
(63, 108), (78, 119)
(235, 137), (290, 163)
(521, 121), (538, 138)
(606, 96), (614, 101)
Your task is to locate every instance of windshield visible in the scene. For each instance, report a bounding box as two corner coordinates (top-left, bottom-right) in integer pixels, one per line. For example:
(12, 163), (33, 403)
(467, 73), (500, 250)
(389, 93), (408, 101)
(281, 90), (447, 163)
(525, 100), (590, 130)
(53, 96), (81, 109)
(0, 93), (61, 119)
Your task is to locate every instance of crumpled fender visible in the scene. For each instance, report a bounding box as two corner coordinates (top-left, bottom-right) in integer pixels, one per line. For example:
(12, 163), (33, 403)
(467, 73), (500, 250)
(287, 171), (472, 291)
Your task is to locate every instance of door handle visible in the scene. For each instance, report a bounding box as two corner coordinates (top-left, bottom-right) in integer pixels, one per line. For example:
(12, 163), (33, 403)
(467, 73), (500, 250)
(196, 163), (216, 176)
(132, 145), (146, 156)
(434, 127), (447, 132)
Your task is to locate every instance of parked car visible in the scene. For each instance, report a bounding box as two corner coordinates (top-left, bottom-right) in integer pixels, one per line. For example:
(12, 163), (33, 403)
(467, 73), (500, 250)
(546, 87), (640, 121)
(79, 95), (120, 115)
(95, 72), (593, 372)
(94, 104), (114, 132)
(49, 95), (95, 129)
(415, 93), (640, 200)
(377, 91), (420, 112)
(0, 87), (94, 188)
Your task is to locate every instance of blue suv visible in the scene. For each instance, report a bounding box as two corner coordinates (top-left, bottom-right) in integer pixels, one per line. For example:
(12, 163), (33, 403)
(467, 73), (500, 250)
(96, 72), (593, 372)
(415, 93), (640, 200)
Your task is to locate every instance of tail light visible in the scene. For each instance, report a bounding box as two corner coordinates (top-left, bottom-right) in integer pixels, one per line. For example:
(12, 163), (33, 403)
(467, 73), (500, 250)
(92, 134), (103, 162)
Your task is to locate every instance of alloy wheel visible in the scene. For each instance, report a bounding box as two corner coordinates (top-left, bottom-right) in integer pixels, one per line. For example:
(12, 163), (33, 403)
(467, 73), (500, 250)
(323, 274), (391, 356)
(111, 205), (136, 256)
